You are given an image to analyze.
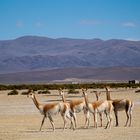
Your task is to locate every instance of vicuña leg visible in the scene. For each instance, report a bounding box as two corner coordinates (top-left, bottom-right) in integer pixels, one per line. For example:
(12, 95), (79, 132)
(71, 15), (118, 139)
(84, 109), (90, 128)
(99, 113), (103, 127)
(48, 115), (55, 132)
(40, 115), (46, 131)
(114, 110), (119, 126)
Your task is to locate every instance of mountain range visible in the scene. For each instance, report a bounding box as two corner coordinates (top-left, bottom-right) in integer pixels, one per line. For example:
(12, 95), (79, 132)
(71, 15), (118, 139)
(0, 36), (140, 83)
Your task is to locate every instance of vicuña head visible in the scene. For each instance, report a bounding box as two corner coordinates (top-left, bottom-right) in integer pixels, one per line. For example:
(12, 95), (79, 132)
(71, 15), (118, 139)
(27, 90), (35, 98)
(92, 91), (101, 101)
(58, 88), (64, 96)
(82, 88), (88, 96)
(105, 86), (110, 91)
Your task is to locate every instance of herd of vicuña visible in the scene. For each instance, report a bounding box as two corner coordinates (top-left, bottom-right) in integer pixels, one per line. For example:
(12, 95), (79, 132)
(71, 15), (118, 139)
(28, 86), (133, 132)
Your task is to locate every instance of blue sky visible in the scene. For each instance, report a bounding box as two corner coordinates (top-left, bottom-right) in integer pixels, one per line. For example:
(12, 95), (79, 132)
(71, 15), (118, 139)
(0, 0), (140, 40)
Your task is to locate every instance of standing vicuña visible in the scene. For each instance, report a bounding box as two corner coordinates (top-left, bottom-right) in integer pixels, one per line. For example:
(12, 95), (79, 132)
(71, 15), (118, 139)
(82, 88), (114, 129)
(28, 91), (75, 131)
(105, 86), (133, 127)
(59, 89), (90, 128)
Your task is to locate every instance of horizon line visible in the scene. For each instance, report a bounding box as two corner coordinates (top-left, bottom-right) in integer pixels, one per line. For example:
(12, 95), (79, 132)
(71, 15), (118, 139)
(0, 35), (140, 42)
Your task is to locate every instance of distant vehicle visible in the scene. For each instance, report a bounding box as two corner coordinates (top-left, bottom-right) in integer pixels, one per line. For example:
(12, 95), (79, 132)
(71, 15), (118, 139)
(129, 80), (139, 84)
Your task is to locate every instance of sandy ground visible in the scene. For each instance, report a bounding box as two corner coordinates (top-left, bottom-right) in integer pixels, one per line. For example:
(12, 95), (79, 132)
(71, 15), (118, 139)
(0, 88), (140, 140)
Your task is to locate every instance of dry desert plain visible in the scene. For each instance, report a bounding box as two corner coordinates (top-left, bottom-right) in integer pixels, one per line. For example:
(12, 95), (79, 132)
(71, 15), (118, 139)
(0, 88), (140, 140)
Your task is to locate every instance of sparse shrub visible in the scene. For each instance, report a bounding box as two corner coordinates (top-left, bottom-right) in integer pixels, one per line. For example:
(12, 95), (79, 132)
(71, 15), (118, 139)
(68, 89), (79, 94)
(21, 89), (32, 95)
(0, 83), (139, 91)
(38, 89), (51, 94)
(135, 89), (140, 93)
(7, 89), (18, 95)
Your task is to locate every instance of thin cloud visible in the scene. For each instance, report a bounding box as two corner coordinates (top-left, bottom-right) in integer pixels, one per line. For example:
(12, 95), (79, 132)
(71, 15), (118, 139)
(16, 20), (23, 28)
(35, 22), (44, 28)
(125, 38), (140, 41)
(80, 20), (100, 25)
(122, 22), (136, 27)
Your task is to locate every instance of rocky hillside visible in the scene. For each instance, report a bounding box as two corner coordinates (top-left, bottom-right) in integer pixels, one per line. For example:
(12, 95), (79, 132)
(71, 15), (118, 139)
(0, 36), (140, 74)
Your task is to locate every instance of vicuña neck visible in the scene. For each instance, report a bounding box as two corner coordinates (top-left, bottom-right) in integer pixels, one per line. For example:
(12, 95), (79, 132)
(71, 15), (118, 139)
(83, 92), (89, 108)
(62, 93), (66, 102)
(106, 89), (111, 100)
(32, 94), (41, 110)
(95, 93), (99, 101)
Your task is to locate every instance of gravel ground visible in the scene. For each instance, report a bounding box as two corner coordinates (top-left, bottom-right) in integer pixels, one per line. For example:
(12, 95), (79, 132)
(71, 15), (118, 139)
(0, 88), (140, 140)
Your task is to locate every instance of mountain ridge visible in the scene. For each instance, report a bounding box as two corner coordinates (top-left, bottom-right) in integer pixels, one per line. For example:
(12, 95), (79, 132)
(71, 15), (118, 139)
(0, 35), (140, 74)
